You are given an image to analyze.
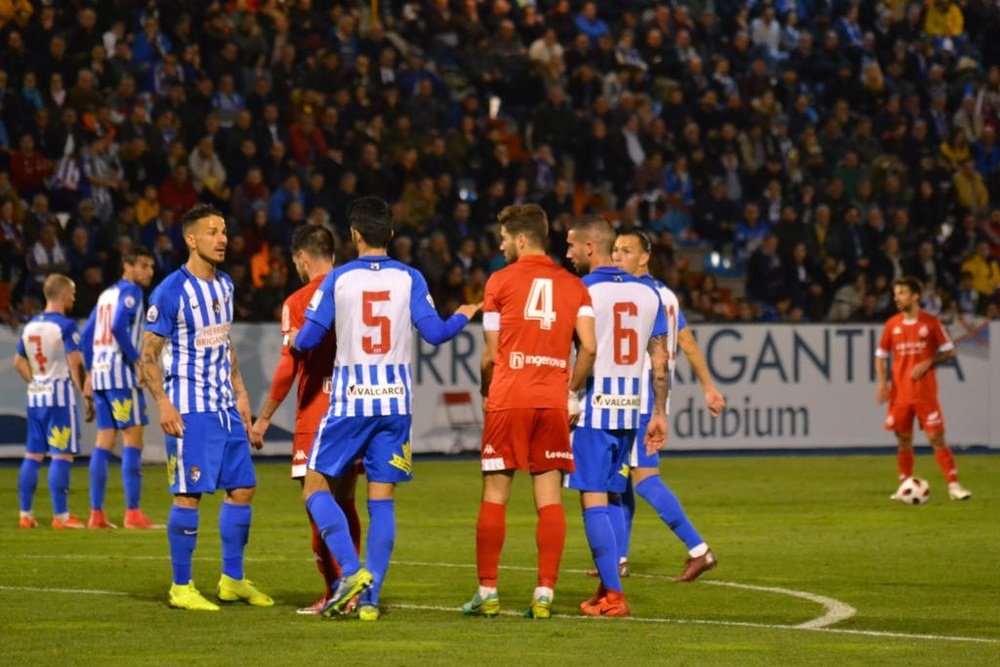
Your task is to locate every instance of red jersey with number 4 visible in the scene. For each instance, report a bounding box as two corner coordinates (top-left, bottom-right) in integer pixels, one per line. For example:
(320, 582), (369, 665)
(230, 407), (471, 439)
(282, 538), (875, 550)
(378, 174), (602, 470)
(483, 254), (593, 411)
(876, 310), (954, 405)
(269, 274), (336, 431)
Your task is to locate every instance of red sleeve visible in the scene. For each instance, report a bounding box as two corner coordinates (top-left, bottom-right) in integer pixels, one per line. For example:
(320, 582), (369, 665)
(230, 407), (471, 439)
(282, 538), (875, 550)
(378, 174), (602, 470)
(269, 296), (303, 404)
(483, 272), (502, 314)
(877, 321), (892, 356)
(930, 316), (953, 352)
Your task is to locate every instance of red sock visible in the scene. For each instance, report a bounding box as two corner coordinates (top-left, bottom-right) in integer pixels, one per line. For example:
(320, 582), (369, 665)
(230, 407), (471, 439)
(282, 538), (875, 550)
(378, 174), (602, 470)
(934, 446), (958, 483)
(339, 497), (362, 555)
(897, 447), (914, 481)
(476, 501), (506, 587)
(536, 503), (566, 589)
(309, 512), (340, 597)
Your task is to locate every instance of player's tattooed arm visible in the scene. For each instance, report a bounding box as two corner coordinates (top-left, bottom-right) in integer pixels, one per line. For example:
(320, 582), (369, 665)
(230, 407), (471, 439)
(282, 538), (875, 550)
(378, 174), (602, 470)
(142, 331), (184, 437)
(140, 332), (168, 403)
(648, 333), (670, 412)
(13, 354), (32, 383)
(644, 333), (671, 455)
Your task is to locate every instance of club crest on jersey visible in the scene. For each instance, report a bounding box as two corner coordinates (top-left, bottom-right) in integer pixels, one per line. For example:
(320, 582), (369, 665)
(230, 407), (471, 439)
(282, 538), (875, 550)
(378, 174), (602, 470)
(918, 325), (929, 338)
(124, 295), (136, 309)
(212, 299), (221, 315)
(72, 332), (80, 345)
(893, 327), (902, 335)
(147, 305), (159, 323)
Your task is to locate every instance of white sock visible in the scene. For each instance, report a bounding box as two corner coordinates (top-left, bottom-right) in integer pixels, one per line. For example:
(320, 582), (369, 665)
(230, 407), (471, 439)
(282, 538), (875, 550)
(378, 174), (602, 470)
(689, 542), (709, 558)
(618, 556), (628, 565)
(533, 586), (554, 601)
(54, 512), (69, 522)
(19, 511), (33, 519)
(477, 585), (497, 598)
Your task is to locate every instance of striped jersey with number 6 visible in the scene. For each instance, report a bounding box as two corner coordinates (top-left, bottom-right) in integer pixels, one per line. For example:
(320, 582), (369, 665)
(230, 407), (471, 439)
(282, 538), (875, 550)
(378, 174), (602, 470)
(482, 254), (592, 411)
(581, 267), (667, 430)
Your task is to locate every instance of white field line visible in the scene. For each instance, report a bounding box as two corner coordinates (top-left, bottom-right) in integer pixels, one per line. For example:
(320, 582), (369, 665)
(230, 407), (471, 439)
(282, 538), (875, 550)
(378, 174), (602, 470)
(1, 555), (994, 645)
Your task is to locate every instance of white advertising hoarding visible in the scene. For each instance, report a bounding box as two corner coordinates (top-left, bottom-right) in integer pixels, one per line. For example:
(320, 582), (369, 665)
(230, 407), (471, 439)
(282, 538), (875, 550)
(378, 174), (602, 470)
(0, 321), (994, 462)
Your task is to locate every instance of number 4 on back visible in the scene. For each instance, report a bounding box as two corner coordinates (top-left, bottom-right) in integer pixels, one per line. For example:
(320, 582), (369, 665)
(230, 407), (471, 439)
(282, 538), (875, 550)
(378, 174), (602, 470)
(524, 278), (556, 330)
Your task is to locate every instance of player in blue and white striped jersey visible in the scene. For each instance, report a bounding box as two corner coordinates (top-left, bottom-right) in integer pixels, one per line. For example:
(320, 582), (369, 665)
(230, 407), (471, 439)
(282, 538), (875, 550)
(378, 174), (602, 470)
(141, 204), (272, 612)
(613, 230), (725, 584)
(80, 245), (158, 530)
(564, 216), (670, 618)
(14, 274), (93, 529)
(294, 196), (480, 620)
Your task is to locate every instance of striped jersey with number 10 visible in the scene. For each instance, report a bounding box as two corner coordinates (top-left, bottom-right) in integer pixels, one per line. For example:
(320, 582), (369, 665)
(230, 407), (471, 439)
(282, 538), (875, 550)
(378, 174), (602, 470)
(88, 279), (144, 390)
(580, 267), (667, 430)
(304, 256), (441, 417)
(144, 266), (235, 414)
(17, 312), (81, 408)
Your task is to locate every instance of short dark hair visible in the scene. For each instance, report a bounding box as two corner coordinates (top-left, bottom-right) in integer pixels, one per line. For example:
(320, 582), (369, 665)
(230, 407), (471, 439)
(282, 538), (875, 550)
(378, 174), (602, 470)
(180, 204), (224, 234)
(122, 245), (153, 265)
(291, 224), (335, 258)
(497, 204), (548, 247)
(892, 276), (922, 295)
(570, 214), (615, 255)
(348, 196), (393, 247)
(617, 230), (652, 253)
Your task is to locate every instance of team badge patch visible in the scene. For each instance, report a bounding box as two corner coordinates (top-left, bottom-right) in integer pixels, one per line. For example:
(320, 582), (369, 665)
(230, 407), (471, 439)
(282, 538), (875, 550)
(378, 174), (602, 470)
(72, 332), (80, 345)
(124, 295), (136, 309)
(147, 306), (159, 323)
(918, 325), (929, 338)
(189, 466), (201, 483)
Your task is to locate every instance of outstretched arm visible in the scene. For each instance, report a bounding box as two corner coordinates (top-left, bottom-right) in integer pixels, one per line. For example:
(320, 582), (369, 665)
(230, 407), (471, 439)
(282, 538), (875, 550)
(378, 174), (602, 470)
(251, 343), (300, 448)
(678, 328), (724, 417)
(415, 302), (481, 345)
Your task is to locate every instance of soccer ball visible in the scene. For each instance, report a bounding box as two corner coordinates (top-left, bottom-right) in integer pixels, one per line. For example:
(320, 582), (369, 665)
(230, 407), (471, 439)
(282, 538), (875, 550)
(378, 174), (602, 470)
(894, 477), (930, 505)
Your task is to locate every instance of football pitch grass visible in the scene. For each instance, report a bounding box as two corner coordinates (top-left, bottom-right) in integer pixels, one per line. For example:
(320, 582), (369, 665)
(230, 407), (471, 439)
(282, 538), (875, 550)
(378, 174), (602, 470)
(2, 453), (998, 665)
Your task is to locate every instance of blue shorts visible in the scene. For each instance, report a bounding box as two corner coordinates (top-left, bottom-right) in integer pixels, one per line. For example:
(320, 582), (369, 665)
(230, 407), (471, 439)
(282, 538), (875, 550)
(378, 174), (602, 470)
(94, 387), (148, 431)
(308, 414), (412, 484)
(629, 413), (661, 468)
(166, 407), (256, 495)
(565, 426), (633, 493)
(26, 404), (81, 455)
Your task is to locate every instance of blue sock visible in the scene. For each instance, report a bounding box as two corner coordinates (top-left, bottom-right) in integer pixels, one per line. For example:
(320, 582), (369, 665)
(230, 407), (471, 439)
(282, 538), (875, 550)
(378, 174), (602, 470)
(49, 459), (71, 516)
(607, 495), (627, 565)
(636, 476), (703, 551)
(220, 502), (252, 580)
(621, 480), (636, 561)
(122, 446), (142, 510)
(364, 499), (395, 606)
(306, 491), (361, 575)
(167, 506), (199, 585)
(582, 506), (621, 593)
(18, 458), (41, 512)
(89, 448), (111, 511)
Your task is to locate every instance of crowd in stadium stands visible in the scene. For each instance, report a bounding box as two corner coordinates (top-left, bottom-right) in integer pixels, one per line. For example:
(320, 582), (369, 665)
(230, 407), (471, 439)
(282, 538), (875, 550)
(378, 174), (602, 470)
(1, 0), (1000, 328)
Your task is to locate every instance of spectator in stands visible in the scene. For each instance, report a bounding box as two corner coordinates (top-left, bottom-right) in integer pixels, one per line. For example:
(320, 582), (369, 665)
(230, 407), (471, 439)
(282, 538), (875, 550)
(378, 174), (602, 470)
(960, 241), (1000, 302)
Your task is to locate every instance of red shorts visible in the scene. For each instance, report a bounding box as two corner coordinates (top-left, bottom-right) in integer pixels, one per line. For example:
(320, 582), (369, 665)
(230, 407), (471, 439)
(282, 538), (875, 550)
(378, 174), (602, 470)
(292, 432), (317, 479)
(480, 408), (574, 474)
(884, 400), (945, 433)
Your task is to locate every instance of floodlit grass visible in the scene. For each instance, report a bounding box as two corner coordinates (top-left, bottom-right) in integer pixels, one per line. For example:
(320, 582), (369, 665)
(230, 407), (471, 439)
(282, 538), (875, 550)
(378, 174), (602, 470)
(2, 453), (998, 665)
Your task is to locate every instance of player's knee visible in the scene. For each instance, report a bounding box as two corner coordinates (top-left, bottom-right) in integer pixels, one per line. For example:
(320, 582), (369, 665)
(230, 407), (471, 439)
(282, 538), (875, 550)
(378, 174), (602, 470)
(896, 433), (914, 450)
(227, 487), (255, 504)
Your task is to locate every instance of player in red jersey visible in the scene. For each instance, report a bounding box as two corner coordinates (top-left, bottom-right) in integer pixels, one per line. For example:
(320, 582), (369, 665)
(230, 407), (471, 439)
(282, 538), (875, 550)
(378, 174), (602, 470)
(249, 225), (361, 613)
(463, 204), (597, 619)
(876, 277), (972, 501)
